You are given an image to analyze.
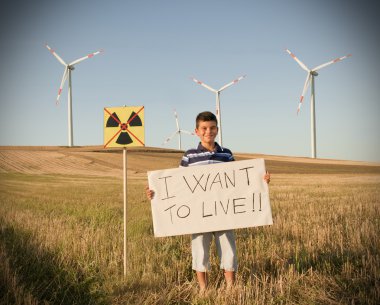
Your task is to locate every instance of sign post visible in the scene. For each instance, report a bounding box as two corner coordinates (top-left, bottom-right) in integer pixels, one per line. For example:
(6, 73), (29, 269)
(123, 147), (127, 276)
(103, 105), (145, 277)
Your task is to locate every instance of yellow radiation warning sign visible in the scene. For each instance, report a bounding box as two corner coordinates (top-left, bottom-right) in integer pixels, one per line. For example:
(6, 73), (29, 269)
(104, 106), (145, 148)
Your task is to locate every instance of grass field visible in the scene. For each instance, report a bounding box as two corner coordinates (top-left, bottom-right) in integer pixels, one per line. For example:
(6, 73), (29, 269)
(0, 147), (379, 304)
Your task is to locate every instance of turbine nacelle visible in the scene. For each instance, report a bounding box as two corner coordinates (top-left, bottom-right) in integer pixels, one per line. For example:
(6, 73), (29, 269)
(311, 71), (318, 76)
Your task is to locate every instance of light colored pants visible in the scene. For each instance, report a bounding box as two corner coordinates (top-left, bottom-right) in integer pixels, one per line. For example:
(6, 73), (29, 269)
(191, 230), (237, 272)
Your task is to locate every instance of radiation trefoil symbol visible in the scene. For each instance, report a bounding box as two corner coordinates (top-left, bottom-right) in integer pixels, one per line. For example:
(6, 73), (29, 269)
(103, 106), (145, 148)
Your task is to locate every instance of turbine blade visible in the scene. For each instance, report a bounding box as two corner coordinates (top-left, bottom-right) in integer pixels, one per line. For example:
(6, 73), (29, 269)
(45, 44), (67, 66)
(285, 49), (310, 72)
(179, 129), (195, 136)
(162, 131), (178, 145)
(218, 75), (246, 92)
(297, 73), (312, 114)
(56, 68), (68, 105)
(312, 54), (352, 71)
(69, 49), (104, 66)
(173, 109), (180, 130)
(191, 77), (217, 93)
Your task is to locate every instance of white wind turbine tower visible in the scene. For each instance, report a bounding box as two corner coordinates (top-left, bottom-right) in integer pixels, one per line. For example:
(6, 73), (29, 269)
(45, 44), (103, 147)
(285, 49), (351, 159)
(191, 75), (246, 147)
(162, 109), (195, 150)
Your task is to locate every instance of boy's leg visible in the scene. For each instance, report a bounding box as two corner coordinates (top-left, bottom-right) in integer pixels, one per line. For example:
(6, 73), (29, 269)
(196, 271), (207, 291)
(224, 270), (235, 288)
(215, 230), (237, 287)
(192, 233), (213, 290)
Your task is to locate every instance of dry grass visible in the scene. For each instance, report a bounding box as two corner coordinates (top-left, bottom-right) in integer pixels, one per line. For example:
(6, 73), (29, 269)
(0, 147), (379, 304)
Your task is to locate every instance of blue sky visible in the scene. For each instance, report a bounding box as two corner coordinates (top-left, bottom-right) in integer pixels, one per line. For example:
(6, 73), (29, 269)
(1, 0), (379, 162)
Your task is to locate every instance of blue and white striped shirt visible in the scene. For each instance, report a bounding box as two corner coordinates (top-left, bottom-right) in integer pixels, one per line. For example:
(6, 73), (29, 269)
(180, 142), (234, 167)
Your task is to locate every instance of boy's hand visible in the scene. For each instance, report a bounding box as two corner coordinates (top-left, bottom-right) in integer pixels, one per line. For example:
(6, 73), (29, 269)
(145, 185), (155, 200)
(263, 171), (271, 184)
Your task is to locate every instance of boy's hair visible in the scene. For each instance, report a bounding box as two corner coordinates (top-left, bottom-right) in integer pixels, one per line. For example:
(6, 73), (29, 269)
(196, 111), (218, 128)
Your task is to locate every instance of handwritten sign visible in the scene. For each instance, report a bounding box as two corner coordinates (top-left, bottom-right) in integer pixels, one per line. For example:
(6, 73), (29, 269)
(147, 159), (272, 237)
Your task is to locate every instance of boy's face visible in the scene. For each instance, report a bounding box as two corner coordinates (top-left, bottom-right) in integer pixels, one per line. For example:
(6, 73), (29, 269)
(195, 120), (218, 146)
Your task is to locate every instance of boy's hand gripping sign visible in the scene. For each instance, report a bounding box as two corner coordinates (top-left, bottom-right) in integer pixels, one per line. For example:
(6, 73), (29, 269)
(148, 159), (273, 237)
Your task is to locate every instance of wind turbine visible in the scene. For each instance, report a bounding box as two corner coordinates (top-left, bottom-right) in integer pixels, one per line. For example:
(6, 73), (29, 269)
(285, 49), (351, 158)
(162, 109), (194, 150)
(191, 75), (246, 146)
(45, 44), (103, 147)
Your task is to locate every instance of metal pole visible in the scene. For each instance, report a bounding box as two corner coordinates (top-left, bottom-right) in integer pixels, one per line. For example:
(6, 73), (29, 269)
(68, 69), (73, 147)
(310, 76), (317, 158)
(123, 148), (127, 277)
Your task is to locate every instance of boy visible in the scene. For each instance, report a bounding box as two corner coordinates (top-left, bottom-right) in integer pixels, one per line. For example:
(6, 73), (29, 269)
(146, 111), (270, 291)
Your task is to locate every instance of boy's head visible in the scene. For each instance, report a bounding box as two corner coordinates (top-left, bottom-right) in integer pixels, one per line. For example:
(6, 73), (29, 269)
(195, 111), (218, 128)
(195, 111), (219, 146)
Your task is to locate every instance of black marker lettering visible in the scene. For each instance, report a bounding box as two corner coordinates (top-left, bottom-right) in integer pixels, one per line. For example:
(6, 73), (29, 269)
(183, 173), (211, 193)
(239, 166), (254, 186)
(159, 176), (176, 200)
(177, 205), (191, 218)
(209, 172), (223, 190)
(164, 204), (176, 224)
(259, 193), (262, 211)
(219, 199), (230, 214)
(224, 170), (236, 188)
(233, 198), (247, 214)
(202, 201), (213, 218)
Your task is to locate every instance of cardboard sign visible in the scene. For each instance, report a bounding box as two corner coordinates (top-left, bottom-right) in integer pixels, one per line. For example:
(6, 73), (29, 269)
(147, 159), (272, 237)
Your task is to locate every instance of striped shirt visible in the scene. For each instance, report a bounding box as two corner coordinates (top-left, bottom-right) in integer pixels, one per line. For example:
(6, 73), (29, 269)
(180, 142), (234, 167)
